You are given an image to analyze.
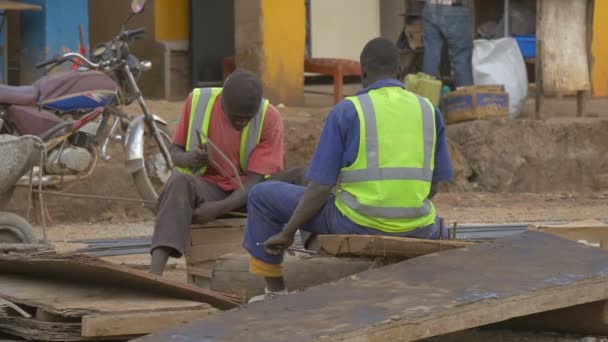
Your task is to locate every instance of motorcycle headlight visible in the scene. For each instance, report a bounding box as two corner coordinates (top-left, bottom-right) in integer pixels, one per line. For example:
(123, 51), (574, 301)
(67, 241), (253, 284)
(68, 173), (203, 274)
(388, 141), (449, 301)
(126, 55), (141, 80)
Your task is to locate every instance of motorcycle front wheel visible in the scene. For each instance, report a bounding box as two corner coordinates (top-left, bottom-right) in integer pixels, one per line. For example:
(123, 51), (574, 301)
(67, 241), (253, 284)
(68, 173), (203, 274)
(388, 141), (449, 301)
(132, 123), (173, 208)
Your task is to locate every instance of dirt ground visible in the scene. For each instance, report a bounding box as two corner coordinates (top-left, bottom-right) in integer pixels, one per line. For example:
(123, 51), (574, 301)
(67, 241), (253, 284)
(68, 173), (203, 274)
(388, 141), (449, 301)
(5, 92), (608, 284)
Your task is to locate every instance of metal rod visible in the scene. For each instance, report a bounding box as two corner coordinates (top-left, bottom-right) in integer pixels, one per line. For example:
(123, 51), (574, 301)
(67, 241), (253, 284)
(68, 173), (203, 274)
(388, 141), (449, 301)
(32, 189), (154, 204)
(33, 190), (247, 218)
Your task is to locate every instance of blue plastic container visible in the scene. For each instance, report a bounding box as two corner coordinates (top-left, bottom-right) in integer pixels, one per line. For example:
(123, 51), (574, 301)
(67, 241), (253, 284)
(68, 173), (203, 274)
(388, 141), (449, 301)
(514, 35), (536, 59)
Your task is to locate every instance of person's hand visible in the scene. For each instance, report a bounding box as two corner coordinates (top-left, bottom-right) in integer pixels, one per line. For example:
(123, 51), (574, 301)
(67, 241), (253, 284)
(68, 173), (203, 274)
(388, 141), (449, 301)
(184, 147), (209, 169)
(263, 231), (295, 255)
(193, 201), (224, 224)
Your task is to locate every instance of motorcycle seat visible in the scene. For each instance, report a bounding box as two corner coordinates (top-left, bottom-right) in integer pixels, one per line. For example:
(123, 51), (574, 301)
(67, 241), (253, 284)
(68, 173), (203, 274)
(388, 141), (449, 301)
(0, 85), (39, 106)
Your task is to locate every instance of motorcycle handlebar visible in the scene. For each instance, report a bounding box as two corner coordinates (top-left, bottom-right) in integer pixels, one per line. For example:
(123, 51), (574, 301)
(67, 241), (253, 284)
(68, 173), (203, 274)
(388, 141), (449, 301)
(36, 52), (100, 70)
(35, 55), (60, 69)
(120, 27), (146, 41)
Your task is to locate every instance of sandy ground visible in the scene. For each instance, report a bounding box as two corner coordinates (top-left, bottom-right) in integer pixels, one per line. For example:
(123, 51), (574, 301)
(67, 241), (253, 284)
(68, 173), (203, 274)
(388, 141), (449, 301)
(13, 91), (608, 284)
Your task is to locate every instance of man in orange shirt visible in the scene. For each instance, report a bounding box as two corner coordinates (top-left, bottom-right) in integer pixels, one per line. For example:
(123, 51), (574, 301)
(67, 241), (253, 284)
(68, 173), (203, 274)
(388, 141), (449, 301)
(150, 69), (303, 275)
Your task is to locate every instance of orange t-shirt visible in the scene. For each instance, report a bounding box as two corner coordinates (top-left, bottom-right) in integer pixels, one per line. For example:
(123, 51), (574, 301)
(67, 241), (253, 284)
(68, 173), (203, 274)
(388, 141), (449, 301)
(173, 92), (284, 191)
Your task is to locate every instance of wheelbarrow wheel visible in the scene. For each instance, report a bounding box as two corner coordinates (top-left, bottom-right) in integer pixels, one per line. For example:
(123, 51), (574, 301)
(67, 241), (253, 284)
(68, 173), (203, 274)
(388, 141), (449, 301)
(0, 212), (37, 244)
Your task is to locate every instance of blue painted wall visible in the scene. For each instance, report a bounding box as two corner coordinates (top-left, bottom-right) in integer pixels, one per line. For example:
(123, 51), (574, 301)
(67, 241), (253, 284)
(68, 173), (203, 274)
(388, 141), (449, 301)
(20, 0), (89, 84)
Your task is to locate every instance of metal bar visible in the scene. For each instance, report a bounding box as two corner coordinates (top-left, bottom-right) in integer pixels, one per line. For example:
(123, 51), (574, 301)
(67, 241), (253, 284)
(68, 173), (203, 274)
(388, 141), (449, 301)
(69, 236), (152, 244)
(33, 190), (154, 204)
(35, 190), (247, 218)
(75, 243), (152, 253)
(83, 248), (151, 257)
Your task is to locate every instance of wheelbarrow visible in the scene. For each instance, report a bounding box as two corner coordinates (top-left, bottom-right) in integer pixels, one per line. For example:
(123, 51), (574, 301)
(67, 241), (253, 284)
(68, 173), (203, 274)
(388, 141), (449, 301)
(0, 134), (49, 251)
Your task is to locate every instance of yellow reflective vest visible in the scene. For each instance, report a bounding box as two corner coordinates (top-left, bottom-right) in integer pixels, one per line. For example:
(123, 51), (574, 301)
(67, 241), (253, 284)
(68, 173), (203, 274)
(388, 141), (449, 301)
(175, 87), (269, 175)
(335, 87), (437, 232)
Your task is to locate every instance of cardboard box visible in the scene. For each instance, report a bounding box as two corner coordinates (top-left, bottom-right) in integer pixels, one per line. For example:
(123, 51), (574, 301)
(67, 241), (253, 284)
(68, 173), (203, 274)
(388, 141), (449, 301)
(441, 85), (509, 124)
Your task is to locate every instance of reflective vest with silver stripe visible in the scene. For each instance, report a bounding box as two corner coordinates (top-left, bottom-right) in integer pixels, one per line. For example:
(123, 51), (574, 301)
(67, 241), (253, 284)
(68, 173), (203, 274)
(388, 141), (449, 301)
(334, 87), (437, 233)
(175, 87), (269, 175)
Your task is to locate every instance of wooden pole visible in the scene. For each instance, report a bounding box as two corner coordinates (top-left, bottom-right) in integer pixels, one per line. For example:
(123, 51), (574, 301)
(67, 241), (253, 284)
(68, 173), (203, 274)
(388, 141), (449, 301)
(534, 0), (543, 120)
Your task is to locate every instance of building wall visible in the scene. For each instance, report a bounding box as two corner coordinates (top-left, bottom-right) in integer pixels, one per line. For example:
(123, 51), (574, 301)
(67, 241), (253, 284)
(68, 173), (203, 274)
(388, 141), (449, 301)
(380, 0), (406, 43)
(310, 0), (381, 60)
(20, 0), (89, 84)
(154, 0), (188, 41)
(89, 0), (164, 98)
(592, 0), (608, 97)
(261, 0), (305, 104)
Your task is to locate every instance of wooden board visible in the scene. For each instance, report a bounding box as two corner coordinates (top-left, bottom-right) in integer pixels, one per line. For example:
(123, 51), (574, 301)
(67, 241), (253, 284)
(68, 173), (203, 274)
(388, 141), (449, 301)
(81, 307), (219, 337)
(0, 313), (81, 342)
(315, 234), (473, 259)
(529, 219), (608, 250)
(190, 227), (244, 245)
(136, 232), (608, 342)
(539, 0), (591, 93)
(0, 252), (240, 310)
(187, 243), (245, 264)
(0, 274), (211, 317)
(187, 225), (246, 286)
(210, 254), (374, 300)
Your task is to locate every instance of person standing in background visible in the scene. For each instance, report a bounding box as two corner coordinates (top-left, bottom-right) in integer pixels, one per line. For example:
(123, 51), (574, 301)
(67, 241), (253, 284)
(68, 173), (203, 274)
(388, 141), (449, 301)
(422, 0), (474, 87)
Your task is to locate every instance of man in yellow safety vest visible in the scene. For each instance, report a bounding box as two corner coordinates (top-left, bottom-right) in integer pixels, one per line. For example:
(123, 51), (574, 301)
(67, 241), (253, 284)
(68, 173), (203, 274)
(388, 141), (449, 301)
(242, 38), (454, 301)
(150, 69), (304, 275)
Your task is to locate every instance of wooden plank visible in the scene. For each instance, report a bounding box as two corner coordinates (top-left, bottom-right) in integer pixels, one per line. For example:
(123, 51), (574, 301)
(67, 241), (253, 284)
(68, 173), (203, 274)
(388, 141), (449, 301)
(315, 234), (474, 259)
(186, 243), (245, 263)
(529, 219), (608, 250)
(0, 252), (240, 310)
(190, 227), (244, 246)
(81, 307), (219, 337)
(539, 0), (590, 93)
(0, 274), (211, 317)
(187, 261), (216, 278)
(210, 254), (374, 300)
(136, 232), (608, 342)
(0, 313), (81, 342)
(192, 218), (246, 229)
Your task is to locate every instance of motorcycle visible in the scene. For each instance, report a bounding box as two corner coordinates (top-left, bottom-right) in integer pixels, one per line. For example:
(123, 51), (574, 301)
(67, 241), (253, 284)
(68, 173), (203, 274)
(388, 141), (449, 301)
(0, 0), (173, 206)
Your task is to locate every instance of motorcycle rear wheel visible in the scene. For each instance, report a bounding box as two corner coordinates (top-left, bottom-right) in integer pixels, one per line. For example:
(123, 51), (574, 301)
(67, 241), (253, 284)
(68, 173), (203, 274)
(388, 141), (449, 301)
(132, 123), (173, 208)
(0, 211), (37, 244)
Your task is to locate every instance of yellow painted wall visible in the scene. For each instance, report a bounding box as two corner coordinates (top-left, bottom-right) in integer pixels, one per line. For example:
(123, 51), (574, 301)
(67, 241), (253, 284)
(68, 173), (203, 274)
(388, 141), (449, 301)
(154, 0), (189, 41)
(592, 1), (608, 97)
(260, 0), (305, 104)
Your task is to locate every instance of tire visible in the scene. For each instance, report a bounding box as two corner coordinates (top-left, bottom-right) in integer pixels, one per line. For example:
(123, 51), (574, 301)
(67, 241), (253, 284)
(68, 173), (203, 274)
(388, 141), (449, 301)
(132, 123), (173, 207)
(0, 212), (37, 244)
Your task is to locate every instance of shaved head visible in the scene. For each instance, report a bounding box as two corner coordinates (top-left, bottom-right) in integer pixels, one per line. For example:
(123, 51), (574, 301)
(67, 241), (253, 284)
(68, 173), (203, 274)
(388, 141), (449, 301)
(221, 68), (263, 130)
(360, 37), (400, 87)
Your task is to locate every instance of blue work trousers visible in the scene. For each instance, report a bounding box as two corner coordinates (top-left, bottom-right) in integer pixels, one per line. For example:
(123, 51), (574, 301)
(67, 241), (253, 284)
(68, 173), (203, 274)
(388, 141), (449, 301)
(422, 4), (474, 87)
(242, 181), (443, 265)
